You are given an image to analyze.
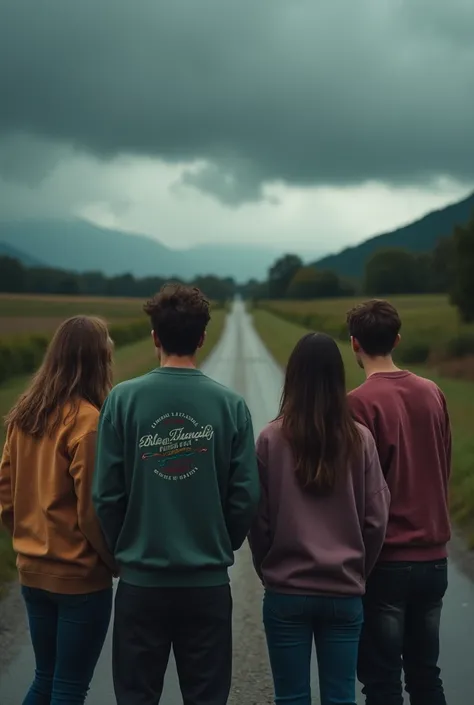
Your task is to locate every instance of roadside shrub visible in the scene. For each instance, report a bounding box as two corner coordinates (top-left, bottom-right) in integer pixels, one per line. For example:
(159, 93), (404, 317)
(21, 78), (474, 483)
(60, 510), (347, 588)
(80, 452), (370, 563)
(109, 319), (150, 347)
(396, 341), (431, 364)
(443, 333), (474, 360)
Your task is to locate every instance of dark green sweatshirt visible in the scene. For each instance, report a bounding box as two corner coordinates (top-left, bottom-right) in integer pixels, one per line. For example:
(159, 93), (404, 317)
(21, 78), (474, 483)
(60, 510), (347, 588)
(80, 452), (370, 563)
(92, 368), (259, 588)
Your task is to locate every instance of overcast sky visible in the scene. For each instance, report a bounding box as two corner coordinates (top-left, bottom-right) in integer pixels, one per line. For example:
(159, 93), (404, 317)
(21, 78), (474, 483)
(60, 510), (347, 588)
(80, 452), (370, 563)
(1, 0), (473, 253)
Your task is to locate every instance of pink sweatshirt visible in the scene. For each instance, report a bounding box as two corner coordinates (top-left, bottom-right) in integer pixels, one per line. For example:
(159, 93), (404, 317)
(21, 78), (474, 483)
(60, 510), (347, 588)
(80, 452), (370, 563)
(249, 419), (390, 596)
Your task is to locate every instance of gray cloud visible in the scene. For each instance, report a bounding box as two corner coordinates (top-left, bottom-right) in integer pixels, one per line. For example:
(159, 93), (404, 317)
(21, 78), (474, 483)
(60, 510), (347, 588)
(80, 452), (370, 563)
(1, 0), (474, 204)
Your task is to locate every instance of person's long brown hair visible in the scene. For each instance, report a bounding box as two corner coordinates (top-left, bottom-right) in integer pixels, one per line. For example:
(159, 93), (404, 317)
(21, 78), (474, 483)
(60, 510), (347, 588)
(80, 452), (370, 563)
(5, 316), (113, 439)
(280, 332), (361, 493)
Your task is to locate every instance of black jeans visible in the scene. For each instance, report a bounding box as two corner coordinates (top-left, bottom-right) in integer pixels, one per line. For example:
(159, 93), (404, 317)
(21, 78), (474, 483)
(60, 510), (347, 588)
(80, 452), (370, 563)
(113, 581), (233, 705)
(358, 559), (448, 705)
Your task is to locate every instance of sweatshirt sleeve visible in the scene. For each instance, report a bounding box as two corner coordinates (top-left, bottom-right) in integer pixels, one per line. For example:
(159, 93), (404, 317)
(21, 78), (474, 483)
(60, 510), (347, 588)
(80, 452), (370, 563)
(69, 430), (116, 572)
(248, 432), (271, 580)
(225, 409), (260, 551)
(0, 435), (14, 535)
(441, 392), (452, 480)
(92, 413), (127, 554)
(348, 391), (377, 441)
(362, 430), (390, 577)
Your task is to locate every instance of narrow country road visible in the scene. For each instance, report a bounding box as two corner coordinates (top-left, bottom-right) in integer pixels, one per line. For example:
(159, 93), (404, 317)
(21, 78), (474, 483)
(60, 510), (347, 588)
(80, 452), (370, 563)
(1, 301), (474, 703)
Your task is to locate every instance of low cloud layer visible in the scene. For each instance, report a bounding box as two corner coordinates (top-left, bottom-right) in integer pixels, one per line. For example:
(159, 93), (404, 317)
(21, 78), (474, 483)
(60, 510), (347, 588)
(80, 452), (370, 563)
(1, 0), (474, 204)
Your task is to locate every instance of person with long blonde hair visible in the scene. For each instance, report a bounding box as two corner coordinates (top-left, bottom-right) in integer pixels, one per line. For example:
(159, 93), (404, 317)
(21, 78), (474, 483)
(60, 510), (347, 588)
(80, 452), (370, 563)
(0, 316), (116, 705)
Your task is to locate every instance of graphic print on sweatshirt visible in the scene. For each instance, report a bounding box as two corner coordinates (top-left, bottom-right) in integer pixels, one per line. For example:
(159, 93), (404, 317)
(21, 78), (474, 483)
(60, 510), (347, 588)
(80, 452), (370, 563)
(139, 412), (214, 481)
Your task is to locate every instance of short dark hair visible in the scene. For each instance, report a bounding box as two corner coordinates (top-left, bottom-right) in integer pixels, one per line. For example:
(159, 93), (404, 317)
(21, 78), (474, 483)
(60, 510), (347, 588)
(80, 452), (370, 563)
(346, 299), (401, 356)
(144, 284), (211, 356)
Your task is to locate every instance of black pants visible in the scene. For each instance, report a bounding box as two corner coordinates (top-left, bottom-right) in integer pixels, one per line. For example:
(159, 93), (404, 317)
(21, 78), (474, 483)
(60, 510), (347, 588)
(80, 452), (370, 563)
(113, 581), (233, 705)
(358, 559), (448, 705)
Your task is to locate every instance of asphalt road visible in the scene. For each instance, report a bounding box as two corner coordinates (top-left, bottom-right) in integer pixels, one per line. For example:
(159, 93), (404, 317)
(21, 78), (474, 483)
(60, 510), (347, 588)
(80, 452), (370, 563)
(1, 301), (474, 704)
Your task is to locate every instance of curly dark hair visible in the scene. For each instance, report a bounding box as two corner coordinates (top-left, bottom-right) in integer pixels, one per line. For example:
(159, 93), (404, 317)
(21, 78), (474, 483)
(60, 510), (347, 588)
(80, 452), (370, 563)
(346, 299), (401, 356)
(144, 283), (211, 356)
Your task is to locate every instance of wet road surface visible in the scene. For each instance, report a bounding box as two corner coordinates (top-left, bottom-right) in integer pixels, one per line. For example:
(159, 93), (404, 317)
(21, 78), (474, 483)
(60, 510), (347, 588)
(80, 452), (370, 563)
(1, 301), (474, 703)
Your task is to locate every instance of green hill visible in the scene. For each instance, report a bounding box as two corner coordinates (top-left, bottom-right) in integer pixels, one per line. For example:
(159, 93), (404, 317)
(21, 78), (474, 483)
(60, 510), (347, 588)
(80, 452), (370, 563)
(314, 191), (474, 278)
(0, 241), (44, 267)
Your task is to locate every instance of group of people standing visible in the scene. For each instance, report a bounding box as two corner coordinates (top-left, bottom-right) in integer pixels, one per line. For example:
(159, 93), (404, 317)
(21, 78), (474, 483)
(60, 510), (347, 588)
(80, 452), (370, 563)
(0, 284), (451, 705)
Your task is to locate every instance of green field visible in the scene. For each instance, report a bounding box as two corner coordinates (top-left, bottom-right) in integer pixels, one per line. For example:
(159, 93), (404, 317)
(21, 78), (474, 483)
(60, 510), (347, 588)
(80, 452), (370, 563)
(0, 292), (146, 318)
(253, 305), (474, 547)
(259, 294), (474, 373)
(0, 297), (226, 591)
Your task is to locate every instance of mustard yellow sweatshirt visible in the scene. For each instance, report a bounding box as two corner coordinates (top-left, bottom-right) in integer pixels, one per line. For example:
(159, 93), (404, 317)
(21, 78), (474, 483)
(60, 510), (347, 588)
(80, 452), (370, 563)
(0, 400), (114, 594)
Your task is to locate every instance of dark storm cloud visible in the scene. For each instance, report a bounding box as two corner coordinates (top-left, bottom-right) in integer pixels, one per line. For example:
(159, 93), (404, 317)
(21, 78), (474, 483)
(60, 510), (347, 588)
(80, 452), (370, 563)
(1, 0), (474, 203)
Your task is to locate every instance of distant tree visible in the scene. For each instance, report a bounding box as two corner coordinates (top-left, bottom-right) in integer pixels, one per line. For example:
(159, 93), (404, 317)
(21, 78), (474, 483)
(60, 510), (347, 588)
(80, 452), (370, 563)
(364, 249), (421, 295)
(56, 276), (81, 296)
(193, 275), (235, 303)
(106, 274), (137, 297)
(80, 271), (107, 296)
(239, 278), (269, 302)
(432, 237), (455, 293)
(27, 267), (66, 294)
(450, 216), (474, 322)
(268, 254), (303, 299)
(286, 267), (344, 299)
(339, 276), (358, 297)
(0, 254), (238, 301)
(0, 256), (25, 293)
(286, 267), (320, 299)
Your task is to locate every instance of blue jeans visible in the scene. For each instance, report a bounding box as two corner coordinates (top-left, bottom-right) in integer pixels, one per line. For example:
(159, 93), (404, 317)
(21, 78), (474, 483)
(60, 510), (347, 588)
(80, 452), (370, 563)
(358, 560), (448, 705)
(263, 591), (363, 705)
(21, 586), (113, 705)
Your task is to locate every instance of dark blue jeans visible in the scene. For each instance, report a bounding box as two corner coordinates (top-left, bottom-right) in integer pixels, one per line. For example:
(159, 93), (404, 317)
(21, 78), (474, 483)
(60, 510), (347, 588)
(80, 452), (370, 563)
(21, 586), (112, 705)
(263, 591), (363, 705)
(358, 559), (448, 705)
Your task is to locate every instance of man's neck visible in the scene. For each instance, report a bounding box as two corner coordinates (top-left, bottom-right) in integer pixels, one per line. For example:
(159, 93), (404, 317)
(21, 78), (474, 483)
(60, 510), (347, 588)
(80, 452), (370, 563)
(363, 355), (400, 379)
(161, 354), (197, 369)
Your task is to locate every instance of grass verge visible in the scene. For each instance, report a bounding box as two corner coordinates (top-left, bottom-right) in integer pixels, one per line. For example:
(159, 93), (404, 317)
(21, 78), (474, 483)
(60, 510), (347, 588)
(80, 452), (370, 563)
(0, 309), (226, 592)
(253, 309), (474, 547)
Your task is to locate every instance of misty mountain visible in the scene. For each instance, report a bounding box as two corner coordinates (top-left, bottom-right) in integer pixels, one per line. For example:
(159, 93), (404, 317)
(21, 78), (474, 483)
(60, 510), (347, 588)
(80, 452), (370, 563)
(0, 220), (299, 282)
(0, 241), (44, 267)
(314, 191), (474, 278)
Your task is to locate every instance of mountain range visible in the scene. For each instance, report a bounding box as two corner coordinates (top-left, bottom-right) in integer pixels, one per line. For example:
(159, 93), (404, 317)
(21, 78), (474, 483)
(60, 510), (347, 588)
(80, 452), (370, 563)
(314, 190), (474, 278)
(0, 241), (44, 267)
(1, 190), (473, 282)
(0, 220), (313, 282)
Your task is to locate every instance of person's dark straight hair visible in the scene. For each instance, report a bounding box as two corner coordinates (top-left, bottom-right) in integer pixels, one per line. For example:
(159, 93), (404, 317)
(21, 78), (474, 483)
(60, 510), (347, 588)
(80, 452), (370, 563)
(279, 332), (362, 492)
(346, 300), (401, 356)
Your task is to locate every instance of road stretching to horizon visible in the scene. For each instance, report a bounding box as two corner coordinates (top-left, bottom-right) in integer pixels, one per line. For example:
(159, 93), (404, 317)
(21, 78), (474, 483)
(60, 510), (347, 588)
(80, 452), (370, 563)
(1, 300), (474, 703)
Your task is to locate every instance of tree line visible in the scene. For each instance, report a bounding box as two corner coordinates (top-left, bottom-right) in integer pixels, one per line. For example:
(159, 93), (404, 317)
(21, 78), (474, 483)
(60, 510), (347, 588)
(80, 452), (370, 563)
(243, 214), (474, 322)
(241, 255), (356, 302)
(0, 256), (236, 304)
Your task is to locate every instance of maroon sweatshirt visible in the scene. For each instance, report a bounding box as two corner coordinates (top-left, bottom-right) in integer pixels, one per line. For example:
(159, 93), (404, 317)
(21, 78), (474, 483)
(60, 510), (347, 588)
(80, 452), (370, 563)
(348, 371), (451, 562)
(249, 419), (389, 596)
